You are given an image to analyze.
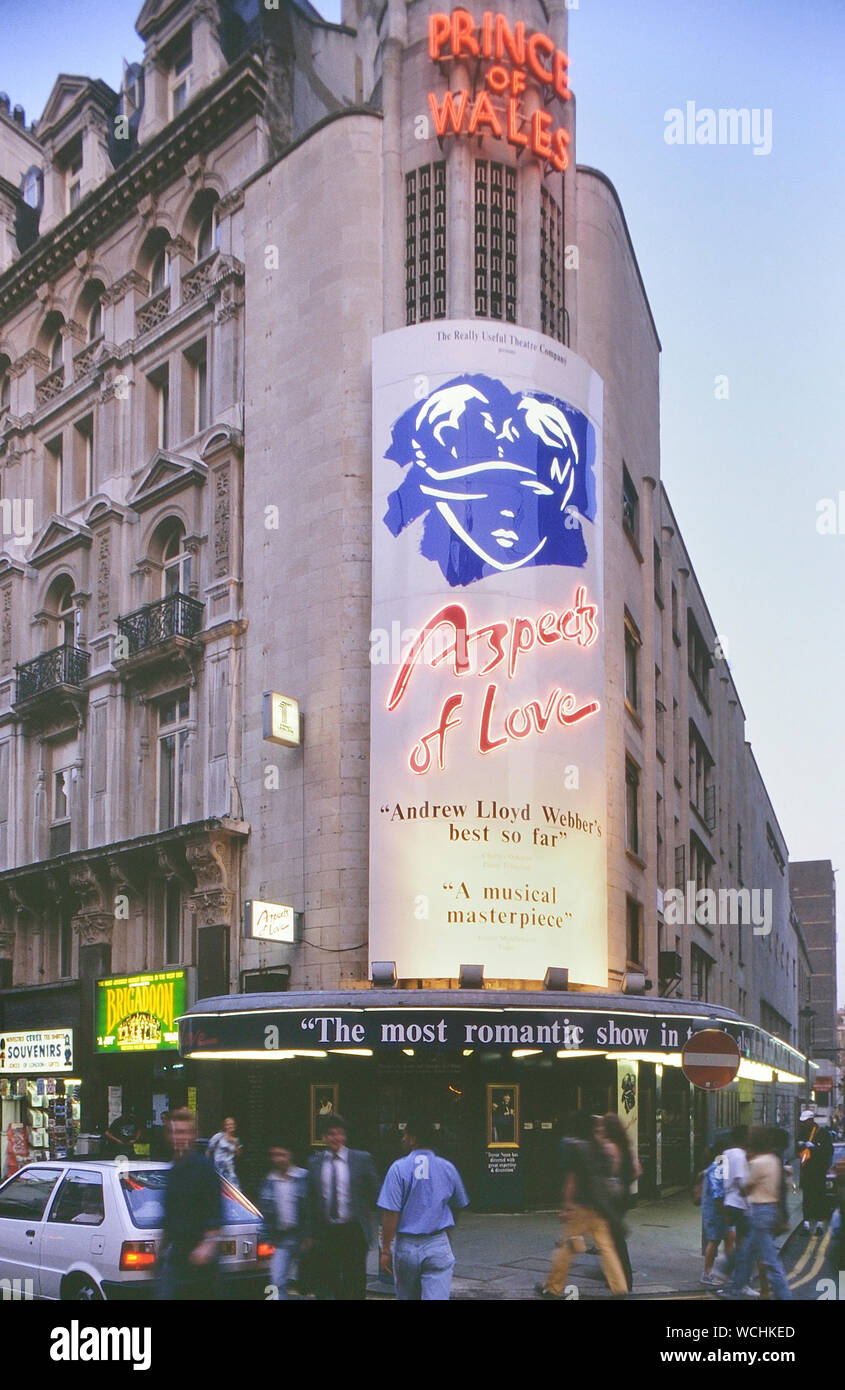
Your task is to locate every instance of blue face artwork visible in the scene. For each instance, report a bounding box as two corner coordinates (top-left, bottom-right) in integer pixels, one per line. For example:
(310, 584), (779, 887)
(383, 373), (597, 588)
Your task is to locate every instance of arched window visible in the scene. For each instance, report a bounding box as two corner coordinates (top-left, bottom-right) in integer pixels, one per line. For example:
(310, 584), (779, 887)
(22, 166), (43, 210)
(50, 331), (63, 372)
(196, 212), (218, 261)
(45, 576), (77, 649)
(162, 525), (192, 597)
(150, 249), (170, 295)
(0, 357), (10, 414)
(88, 299), (102, 342)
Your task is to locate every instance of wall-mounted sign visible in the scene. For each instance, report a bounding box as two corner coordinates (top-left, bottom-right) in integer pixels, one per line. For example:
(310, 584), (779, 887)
(0, 1029), (74, 1074)
(244, 899), (296, 944)
(369, 321), (606, 983)
(95, 970), (187, 1053)
(428, 11), (572, 170)
(263, 692), (301, 747)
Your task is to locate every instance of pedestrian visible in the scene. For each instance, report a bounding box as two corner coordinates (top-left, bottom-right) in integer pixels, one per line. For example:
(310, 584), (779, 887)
(797, 1107), (833, 1234)
(158, 1107), (223, 1300)
(597, 1111), (641, 1291)
(378, 1116), (469, 1301)
(536, 1111), (628, 1299)
(206, 1115), (242, 1185)
(307, 1114), (379, 1300)
(103, 1106), (141, 1158)
(697, 1145), (728, 1287)
(720, 1125), (750, 1279)
(258, 1140), (310, 1300)
(717, 1126), (792, 1302)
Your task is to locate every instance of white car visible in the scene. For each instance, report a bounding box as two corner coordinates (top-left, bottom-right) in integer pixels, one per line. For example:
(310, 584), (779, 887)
(0, 1159), (274, 1300)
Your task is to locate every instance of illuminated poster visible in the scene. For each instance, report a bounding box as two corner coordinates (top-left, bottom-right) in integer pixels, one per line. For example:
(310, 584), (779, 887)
(95, 970), (187, 1053)
(370, 322), (606, 984)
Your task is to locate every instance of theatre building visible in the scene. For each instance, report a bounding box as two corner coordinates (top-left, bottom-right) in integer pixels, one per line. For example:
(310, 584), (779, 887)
(0, 0), (814, 1200)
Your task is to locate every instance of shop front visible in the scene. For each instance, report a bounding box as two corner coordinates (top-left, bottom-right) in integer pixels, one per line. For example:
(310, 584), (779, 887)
(0, 1027), (81, 1175)
(179, 990), (810, 1208)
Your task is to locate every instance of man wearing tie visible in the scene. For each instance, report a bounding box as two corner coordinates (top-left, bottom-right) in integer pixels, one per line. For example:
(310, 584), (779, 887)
(308, 1114), (379, 1300)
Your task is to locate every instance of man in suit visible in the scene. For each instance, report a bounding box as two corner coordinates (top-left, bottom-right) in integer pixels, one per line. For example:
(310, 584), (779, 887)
(307, 1114), (379, 1300)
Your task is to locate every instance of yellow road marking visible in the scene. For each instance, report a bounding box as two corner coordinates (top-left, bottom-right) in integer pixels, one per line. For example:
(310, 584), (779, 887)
(790, 1227), (833, 1291)
(786, 1230), (820, 1279)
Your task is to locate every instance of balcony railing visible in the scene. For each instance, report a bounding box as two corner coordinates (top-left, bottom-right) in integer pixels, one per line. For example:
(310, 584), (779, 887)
(116, 591), (204, 658)
(73, 336), (104, 378)
(35, 367), (65, 407)
(15, 643), (89, 702)
(136, 286), (171, 336)
(182, 251), (220, 305)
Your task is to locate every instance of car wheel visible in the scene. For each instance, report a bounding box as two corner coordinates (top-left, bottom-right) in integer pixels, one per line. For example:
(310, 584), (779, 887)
(65, 1279), (104, 1301)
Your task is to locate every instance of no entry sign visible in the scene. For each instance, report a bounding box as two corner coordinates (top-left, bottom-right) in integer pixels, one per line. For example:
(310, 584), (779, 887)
(682, 1029), (741, 1090)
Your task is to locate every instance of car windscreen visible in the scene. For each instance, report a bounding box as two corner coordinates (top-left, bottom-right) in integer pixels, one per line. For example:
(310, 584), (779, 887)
(120, 1169), (262, 1229)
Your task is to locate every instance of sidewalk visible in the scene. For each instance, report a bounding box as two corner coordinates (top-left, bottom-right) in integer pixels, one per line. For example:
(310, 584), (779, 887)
(366, 1188), (804, 1300)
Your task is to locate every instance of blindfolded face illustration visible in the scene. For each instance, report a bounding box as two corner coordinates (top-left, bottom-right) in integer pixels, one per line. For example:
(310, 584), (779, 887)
(383, 374), (596, 587)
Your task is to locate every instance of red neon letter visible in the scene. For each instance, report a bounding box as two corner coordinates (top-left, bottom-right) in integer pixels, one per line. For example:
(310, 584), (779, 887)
(428, 89), (470, 137)
(410, 694), (464, 774)
(557, 694), (600, 726)
(553, 49), (572, 101)
(508, 617), (535, 679)
(482, 9), (494, 57)
(551, 127), (570, 172)
(507, 98), (528, 147)
(388, 603), (471, 710)
(429, 13), (452, 61)
(478, 683), (508, 754)
(530, 109), (553, 160)
(494, 15), (526, 66)
(526, 32), (555, 84)
(468, 90), (504, 137)
(451, 9), (480, 57)
(486, 63), (510, 93)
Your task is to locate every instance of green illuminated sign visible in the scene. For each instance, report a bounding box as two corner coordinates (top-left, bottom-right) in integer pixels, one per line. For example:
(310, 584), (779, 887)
(95, 970), (188, 1054)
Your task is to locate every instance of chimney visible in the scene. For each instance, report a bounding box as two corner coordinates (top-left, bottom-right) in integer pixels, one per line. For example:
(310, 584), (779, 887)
(0, 94), (10, 116)
(12, 104), (25, 126)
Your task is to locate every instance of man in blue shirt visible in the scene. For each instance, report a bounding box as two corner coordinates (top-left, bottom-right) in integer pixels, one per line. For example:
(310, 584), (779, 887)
(377, 1116), (469, 1301)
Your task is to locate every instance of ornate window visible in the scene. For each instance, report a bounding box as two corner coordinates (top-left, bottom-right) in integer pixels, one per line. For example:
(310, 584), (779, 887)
(405, 163), (446, 325)
(540, 186), (566, 341)
(474, 160), (517, 321)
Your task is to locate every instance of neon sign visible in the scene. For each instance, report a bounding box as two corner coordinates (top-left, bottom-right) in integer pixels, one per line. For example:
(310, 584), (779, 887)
(428, 10), (572, 171)
(387, 589), (601, 774)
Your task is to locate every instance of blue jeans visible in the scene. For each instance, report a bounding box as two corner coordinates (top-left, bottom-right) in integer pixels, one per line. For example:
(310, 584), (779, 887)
(269, 1238), (298, 1300)
(727, 1204), (792, 1300)
(393, 1232), (455, 1301)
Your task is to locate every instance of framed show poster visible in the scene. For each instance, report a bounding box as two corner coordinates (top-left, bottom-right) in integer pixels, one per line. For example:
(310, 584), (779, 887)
(487, 1084), (520, 1148)
(310, 1083), (339, 1145)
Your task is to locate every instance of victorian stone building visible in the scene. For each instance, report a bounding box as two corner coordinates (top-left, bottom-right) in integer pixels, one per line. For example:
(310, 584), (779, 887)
(0, 0), (821, 1190)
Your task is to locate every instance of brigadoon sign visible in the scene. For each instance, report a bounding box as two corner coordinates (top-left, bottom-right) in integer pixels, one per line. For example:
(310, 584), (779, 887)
(370, 322), (605, 983)
(428, 10), (572, 170)
(95, 970), (187, 1053)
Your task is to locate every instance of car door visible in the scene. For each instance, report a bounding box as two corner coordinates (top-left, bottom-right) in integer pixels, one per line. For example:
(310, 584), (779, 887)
(39, 1168), (107, 1299)
(0, 1167), (64, 1297)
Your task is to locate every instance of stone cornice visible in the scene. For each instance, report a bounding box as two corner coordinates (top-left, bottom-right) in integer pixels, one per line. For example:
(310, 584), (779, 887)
(0, 53), (266, 322)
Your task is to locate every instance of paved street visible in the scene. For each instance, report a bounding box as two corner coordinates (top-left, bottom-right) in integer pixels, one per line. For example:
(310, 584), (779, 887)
(363, 1188), (842, 1300)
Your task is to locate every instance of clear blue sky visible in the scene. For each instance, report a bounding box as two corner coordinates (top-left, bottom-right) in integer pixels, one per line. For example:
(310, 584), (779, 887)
(4, 0), (843, 999)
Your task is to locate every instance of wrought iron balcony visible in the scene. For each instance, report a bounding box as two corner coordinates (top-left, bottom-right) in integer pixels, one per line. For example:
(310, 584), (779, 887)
(15, 643), (89, 703)
(116, 591), (204, 659)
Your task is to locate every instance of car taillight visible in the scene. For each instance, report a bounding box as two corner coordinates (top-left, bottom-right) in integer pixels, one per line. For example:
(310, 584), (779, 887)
(120, 1241), (157, 1271)
(257, 1241), (275, 1260)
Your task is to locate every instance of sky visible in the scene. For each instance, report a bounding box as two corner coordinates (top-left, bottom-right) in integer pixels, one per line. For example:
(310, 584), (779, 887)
(2, 0), (843, 999)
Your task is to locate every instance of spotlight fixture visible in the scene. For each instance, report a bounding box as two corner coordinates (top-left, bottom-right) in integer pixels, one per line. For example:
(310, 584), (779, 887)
(543, 967), (569, 992)
(459, 964), (484, 989)
(371, 960), (397, 988)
